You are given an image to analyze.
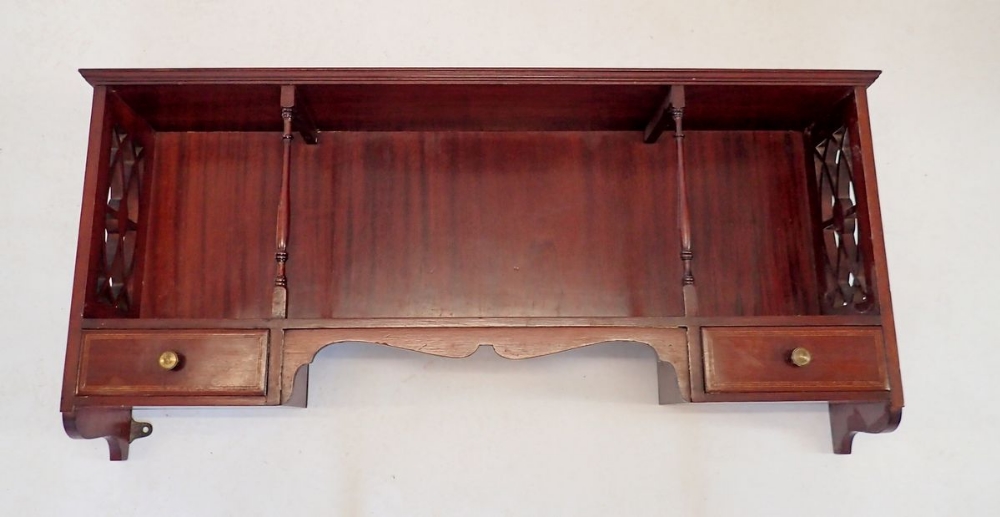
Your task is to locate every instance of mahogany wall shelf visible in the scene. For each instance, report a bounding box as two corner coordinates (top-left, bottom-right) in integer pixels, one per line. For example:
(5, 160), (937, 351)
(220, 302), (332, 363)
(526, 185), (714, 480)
(61, 68), (903, 459)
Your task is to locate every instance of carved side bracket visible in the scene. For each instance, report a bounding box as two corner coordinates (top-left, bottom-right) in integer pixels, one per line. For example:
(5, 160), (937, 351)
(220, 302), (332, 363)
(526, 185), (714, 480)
(292, 90), (319, 145)
(63, 407), (152, 461)
(643, 87), (674, 144)
(829, 401), (901, 454)
(280, 327), (690, 407)
(806, 103), (877, 315)
(84, 93), (156, 319)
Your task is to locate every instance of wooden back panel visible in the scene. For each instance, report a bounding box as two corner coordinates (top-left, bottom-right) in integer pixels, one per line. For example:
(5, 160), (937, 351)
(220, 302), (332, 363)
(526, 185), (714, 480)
(141, 132), (281, 318)
(287, 131), (684, 318)
(687, 131), (820, 316)
(136, 130), (823, 319)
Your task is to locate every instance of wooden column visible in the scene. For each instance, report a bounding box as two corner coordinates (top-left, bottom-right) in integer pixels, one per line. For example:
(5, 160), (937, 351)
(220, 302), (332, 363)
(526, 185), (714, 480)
(670, 86), (698, 315)
(272, 86), (295, 318)
(645, 86), (698, 315)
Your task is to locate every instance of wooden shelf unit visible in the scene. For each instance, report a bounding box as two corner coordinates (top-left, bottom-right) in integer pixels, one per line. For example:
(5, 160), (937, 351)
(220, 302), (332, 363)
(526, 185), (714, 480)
(61, 68), (903, 459)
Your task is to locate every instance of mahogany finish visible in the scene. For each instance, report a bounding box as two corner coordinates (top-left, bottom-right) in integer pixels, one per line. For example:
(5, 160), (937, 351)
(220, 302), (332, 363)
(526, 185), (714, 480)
(287, 131), (682, 318)
(686, 131), (820, 316)
(106, 83), (860, 133)
(829, 401), (901, 454)
(702, 327), (889, 393)
(142, 132), (280, 318)
(60, 68), (903, 459)
(63, 408), (151, 461)
(282, 327), (689, 406)
(77, 330), (268, 397)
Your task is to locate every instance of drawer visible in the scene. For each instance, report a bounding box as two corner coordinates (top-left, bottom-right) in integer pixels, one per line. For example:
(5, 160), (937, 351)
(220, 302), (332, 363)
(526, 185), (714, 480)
(702, 327), (889, 393)
(78, 330), (268, 396)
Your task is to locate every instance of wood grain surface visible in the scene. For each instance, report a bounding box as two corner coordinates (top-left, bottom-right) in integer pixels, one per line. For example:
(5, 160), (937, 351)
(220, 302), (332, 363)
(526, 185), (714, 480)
(287, 131), (683, 319)
(281, 326), (689, 405)
(142, 132), (281, 318)
(702, 327), (889, 393)
(78, 330), (268, 397)
(60, 68), (902, 458)
(687, 131), (820, 316)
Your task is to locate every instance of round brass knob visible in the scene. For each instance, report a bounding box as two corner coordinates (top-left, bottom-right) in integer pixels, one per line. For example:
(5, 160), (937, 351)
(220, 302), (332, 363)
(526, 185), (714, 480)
(790, 347), (812, 367)
(158, 351), (180, 370)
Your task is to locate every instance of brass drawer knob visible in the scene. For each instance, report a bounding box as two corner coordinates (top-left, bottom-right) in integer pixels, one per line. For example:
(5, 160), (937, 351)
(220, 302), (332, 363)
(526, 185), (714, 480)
(158, 351), (180, 370)
(790, 347), (812, 367)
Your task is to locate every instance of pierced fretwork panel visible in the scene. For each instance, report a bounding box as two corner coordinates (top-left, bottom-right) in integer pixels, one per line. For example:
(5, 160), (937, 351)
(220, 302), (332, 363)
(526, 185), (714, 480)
(95, 125), (145, 314)
(813, 126), (873, 313)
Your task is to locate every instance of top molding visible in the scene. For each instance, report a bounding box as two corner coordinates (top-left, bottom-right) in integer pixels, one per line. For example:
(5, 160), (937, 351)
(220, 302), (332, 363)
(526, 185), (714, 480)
(79, 68), (881, 87)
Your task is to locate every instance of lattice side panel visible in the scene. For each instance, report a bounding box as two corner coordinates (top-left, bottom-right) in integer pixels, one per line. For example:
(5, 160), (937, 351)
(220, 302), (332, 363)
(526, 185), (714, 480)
(94, 125), (145, 314)
(813, 126), (873, 313)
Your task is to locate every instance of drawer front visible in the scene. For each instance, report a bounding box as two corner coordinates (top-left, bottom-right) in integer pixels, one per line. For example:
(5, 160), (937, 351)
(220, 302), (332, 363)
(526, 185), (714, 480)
(702, 327), (889, 393)
(78, 330), (268, 396)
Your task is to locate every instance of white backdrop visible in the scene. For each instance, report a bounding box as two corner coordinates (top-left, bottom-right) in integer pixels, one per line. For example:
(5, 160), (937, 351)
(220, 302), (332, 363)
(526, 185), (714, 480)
(1, 1), (997, 515)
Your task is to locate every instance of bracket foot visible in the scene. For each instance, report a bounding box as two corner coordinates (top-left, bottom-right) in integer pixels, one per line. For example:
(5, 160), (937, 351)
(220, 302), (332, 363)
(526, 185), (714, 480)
(63, 408), (152, 461)
(829, 401), (901, 454)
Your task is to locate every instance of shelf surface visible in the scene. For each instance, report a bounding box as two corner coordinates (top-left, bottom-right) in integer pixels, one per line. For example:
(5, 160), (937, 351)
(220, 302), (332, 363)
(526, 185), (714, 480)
(83, 68), (878, 133)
